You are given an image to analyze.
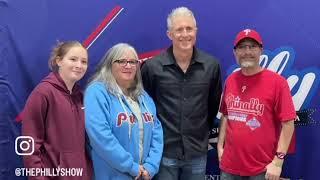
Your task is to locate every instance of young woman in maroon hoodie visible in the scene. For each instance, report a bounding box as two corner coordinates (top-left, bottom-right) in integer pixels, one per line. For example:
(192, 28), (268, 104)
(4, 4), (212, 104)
(21, 41), (92, 180)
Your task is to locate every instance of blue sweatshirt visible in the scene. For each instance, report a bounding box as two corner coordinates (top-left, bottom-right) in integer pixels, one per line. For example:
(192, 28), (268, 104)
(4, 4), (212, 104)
(84, 82), (163, 180)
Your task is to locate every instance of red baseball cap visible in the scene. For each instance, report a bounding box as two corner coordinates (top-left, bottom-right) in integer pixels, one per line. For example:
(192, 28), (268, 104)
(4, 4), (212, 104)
(234, 29), (263, 47)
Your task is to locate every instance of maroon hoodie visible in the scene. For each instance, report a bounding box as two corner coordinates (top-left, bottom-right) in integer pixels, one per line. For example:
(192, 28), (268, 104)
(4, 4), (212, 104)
(21, 72), (92, 180)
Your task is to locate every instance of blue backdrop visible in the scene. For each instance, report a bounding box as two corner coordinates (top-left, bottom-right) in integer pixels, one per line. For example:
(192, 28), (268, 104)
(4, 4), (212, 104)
(1, 1), (319, 179)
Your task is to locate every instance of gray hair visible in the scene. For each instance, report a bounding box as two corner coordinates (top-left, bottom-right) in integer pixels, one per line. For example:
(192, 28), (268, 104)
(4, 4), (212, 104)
(88, 43), (143, 100)
(167, 7), (197, 31)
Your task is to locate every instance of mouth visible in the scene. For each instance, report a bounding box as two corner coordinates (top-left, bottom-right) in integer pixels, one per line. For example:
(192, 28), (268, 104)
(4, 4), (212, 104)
(241, 57), (255, 61)
(73, 71), (83, 74)
(180, 38), (191, 42)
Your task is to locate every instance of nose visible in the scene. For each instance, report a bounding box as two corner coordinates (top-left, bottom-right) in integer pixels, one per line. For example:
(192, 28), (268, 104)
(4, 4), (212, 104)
(75, 60), (86, 71)
(75, 60), (82, 68)
(242, 46), (253, 54)
(124, 62), (133, 68)
(181, 29), (189, 36)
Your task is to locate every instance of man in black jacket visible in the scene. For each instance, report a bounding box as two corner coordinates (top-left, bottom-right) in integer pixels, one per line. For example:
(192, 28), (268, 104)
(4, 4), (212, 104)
(141, 6), (222, 180)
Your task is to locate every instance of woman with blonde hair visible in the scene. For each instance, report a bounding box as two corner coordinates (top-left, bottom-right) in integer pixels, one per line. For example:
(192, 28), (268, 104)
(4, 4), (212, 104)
(21, 41), (92, 180)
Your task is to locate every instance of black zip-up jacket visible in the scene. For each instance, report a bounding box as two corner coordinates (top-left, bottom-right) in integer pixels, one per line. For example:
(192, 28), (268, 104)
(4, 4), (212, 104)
(141, 46), (222, 160)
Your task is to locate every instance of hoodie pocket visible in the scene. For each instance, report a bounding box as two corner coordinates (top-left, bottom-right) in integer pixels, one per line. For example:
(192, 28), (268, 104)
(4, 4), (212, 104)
(58, 152), (88, 179)
(59, 152), (84, 169)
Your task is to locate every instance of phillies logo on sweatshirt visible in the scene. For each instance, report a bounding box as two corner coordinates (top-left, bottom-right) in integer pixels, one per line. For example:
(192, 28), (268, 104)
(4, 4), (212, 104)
(117, 112), (154, 127)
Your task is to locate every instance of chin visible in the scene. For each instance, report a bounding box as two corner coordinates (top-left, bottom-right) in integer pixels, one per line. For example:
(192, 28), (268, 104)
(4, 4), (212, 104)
(71, 75), (84, 82)
(180, 45), (193, 51)
(121, 77), (135, 82)
(71, 78), (81, 83)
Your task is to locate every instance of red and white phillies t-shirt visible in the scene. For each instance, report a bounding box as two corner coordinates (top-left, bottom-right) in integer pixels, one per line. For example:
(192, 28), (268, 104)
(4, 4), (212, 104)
(219, 69), (296, 176)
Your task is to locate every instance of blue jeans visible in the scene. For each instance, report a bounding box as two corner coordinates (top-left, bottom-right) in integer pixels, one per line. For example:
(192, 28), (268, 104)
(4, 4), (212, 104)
(153, 155), (207, 180)
(220, 171), (266, 180)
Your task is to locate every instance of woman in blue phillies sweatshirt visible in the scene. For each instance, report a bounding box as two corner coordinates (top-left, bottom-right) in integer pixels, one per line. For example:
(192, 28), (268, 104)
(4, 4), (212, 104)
(84, 43), (163, 180)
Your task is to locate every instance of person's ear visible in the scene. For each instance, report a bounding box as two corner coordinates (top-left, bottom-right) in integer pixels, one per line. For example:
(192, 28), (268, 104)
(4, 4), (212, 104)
(167, 30), (173, 40)
(233, 49), (236, 56)
(56, 56), (63, 67)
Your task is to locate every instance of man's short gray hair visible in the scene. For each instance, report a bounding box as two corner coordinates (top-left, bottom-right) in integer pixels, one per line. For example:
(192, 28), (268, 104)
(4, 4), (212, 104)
(167, 7), (197, 31)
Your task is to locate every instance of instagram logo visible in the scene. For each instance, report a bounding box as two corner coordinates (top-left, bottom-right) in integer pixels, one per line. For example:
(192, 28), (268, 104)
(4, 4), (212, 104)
(15, 136), (34, 155)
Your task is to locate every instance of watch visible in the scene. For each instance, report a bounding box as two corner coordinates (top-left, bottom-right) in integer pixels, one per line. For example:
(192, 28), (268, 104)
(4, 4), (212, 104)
(276, 152), (286, 159)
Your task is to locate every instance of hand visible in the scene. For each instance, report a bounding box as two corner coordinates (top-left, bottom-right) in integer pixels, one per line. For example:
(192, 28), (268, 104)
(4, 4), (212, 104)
(265, 161), (282, 180)
(134, 165), (144, 180)
(141, 168), (151, 180)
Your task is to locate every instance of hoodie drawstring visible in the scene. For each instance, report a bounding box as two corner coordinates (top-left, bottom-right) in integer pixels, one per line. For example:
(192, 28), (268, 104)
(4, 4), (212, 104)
(118, 95), (132, 139)
(140, 96), (154, 128)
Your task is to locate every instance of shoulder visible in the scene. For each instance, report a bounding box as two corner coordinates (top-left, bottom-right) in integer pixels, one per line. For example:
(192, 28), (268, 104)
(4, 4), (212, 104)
(195, 48), (220, 67)
(30, 73), (63, 96)
(153, 50), (171, 61)
(143, 50), (170, 67)
(141, 91), (152, 101)
(86, 81), (105, 91)
(30, 80), (56, 98)
(85, 82), (111, 98)
(141, 91), (156, 106)
(23, 80), (54, 110)
(262, 69), (287, 83)
(224, 70), (241, 84)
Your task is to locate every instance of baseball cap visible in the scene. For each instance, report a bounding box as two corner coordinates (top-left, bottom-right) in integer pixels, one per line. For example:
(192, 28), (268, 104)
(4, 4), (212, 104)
(234, 29), (263, 47)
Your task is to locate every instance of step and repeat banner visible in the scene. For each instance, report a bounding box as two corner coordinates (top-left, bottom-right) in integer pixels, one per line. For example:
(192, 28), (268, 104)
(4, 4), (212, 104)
(1, 1), (319, 179)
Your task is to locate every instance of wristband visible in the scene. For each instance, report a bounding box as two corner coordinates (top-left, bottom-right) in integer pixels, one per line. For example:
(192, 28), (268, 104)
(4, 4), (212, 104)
(276, 152), (286, 159)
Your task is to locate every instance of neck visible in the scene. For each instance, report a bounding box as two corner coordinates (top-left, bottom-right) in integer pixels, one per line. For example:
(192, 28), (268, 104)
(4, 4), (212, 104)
(118, 82), (131, 95)
(173, 48), (193, 73)
(241, 66), (263, 76)
(173, 47), (193, 63)
(64, 80), (75, 94)
(58, 73), (75, 94)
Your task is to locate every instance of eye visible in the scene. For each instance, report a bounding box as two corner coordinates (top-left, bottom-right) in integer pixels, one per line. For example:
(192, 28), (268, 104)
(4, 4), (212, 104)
(252, 44), (259, 48)
(69, 57), (77, 61)
(129, 61), (137, 65)
(118, 59), (127, 64)
(186, 27), (193, 32)
(175, 28), (184, 33)
(237, 45), (246, 50)
(81, 59), (88, 65)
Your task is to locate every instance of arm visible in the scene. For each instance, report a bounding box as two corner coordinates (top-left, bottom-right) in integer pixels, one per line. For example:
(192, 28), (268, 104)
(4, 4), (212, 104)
(141, 61), (155, 99)
(266, 78), (296, 179)
(142, 114), (163, 178)
(21, 90), (48, 180)
(208, 64), (222, 129)
(141, 65), (163, 178)
(217, 114), (227, 162)
(84, 84), (139, 177)
(266, 120), (295, 179)
(274, 120), (295, 164)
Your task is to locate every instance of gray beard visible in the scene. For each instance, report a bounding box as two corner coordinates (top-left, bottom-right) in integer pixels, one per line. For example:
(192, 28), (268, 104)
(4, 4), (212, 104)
(240, 61), (255, 68)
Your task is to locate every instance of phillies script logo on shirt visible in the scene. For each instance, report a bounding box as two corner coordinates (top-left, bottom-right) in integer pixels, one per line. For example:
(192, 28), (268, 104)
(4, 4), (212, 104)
(226, 94), (265, 116)
(117, 112), (154, 127)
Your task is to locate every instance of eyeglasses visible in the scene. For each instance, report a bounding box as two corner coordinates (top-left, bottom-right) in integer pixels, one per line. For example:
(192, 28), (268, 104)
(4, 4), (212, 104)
(173, 27), (197, 36)
(114, 59), (139, 67)
(235, 44), (261, 51)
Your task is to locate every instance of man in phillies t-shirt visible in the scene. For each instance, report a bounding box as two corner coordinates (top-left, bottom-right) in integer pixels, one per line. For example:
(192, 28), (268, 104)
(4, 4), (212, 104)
(217, 29), (296, 180)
